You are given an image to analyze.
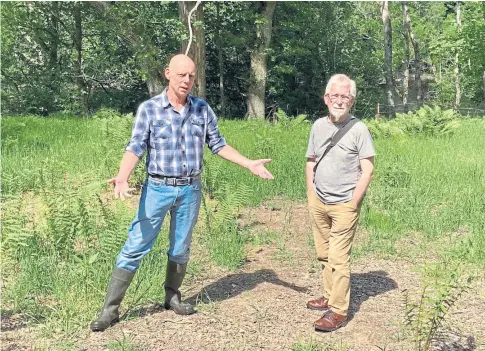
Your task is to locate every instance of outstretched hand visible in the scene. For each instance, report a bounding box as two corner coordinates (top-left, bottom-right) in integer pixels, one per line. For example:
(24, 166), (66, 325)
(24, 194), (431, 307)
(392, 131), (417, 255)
(247, 159), (274, 180)
(107, 178), (136, 200)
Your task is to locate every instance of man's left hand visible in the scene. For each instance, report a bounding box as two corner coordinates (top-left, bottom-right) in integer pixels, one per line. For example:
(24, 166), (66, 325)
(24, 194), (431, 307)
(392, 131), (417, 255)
(247, 159), (274, 180)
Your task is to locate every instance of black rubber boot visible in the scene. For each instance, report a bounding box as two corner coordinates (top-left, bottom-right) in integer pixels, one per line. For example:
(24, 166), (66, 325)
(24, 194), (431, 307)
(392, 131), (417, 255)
(90, 267), (135, 332)
(164, 260), (195, 315)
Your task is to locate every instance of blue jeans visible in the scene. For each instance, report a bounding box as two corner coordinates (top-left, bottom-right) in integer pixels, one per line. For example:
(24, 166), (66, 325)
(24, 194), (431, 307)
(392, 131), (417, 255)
(116, 177), (202, 272)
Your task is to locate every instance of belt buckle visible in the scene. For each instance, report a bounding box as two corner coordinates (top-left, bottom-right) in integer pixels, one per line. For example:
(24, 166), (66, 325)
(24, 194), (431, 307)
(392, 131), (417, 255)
(176, 178), (189, 186)
(167, 178), (176, 186)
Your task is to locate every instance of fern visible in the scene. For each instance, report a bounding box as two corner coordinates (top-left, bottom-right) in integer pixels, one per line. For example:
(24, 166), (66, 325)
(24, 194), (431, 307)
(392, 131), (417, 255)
(201, 180), (253, 269)
(95, 194), (126, 259)
(42, 187), (97, 258)
(274, 109), (309, 129)
(403, 262), (470, 351)
(1, 194), (35, 258)
(202, 156), (225, 199)
(211, 183), (253, 230)
(367, 105), (461, 139)
(76, 197), (92, 238)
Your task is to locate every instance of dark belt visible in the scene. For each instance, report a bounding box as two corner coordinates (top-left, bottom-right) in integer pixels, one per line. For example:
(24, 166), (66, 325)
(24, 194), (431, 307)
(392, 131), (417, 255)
(148, 174), (200, 186)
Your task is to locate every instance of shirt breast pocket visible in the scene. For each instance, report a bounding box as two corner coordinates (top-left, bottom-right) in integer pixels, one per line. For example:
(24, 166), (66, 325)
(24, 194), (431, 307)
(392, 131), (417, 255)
(151, 120), (172, 140)
(190, 116), (205, 138)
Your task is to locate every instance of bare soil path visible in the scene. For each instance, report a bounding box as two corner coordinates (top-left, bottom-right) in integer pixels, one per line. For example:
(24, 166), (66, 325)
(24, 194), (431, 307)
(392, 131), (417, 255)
(2, 199), (484, 351)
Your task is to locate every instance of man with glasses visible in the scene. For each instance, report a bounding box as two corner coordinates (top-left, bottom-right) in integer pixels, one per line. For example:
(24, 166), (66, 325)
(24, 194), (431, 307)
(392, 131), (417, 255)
(90, 54), (274, 332)
(305, 74), (375, 331)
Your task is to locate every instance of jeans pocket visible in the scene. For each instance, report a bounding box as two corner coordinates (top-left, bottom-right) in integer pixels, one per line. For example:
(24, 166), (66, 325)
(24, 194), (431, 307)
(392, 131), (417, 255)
(190, 180), (202, 191)
(147, 177), (164, 187)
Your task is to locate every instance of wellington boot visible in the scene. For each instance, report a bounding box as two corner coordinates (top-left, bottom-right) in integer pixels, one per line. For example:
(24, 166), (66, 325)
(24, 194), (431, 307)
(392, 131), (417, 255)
(164, 260), (195, 315)
(90, 267), (135, 332)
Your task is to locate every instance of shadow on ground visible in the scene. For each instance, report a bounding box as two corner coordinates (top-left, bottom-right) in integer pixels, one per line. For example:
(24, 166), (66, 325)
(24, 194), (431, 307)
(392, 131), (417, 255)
(122, 269), (307, 320)
(0, 312), (31, 332)
(348, 270), (398, 319)
(186, 269), (309, 305)
(124, 270), (397, 321)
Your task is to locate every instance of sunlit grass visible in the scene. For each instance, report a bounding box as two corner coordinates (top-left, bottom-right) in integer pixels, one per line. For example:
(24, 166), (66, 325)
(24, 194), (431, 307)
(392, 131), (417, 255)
(1, 115), (484, 342)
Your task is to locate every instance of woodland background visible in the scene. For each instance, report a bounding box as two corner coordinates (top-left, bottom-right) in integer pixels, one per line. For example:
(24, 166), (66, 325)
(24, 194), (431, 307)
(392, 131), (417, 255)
(2, 1), (485, 119)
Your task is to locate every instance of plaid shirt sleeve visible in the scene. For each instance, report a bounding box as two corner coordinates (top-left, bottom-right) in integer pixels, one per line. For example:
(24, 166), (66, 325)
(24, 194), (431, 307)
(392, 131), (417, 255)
(206, 105), (227, 154)
(125, 102), (150, 158)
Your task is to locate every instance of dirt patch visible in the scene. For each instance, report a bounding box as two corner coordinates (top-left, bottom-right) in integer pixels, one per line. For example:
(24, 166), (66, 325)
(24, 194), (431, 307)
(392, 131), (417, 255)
(2, 199), (484, 351)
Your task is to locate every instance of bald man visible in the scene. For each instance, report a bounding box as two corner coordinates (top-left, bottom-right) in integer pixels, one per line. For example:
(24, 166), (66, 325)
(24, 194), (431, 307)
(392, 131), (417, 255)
(91, 55), (274, 332)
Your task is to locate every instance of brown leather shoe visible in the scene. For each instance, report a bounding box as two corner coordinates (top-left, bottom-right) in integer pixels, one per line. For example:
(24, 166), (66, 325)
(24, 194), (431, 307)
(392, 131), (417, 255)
(306, 296), (329, 311)
(314, 310), (347, 332)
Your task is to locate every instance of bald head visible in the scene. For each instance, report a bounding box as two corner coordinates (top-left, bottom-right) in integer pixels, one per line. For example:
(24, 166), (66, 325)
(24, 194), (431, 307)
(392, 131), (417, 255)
(168, 54), (196, 72)
(165, 54), (196, 101)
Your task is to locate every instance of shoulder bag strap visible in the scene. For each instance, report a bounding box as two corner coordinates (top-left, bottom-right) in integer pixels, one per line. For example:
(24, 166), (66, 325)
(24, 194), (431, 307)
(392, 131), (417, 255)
(313, 117), (359, 173)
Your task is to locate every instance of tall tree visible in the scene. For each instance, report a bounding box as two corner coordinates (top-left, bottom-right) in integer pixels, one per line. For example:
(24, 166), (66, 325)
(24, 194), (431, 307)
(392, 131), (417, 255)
(73, 2), (89, 114)
(403, 3), (422, 107)
(455, 2), (462, 108)
(483, 71), (485, 103)
(30, 2), (62, 112)
(89, 2), (165, 97)
(380, 1), (396, 118)
(482, 1), (485, 104)
(402, 2), (410, 112)
(179, 1), (206, 99)
(247, 1), (276, 119)
(215, 2), (225, 116)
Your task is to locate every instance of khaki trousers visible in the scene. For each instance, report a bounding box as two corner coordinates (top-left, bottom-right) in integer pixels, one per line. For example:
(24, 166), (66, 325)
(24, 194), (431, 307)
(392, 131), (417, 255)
(307, 190), (360, 316)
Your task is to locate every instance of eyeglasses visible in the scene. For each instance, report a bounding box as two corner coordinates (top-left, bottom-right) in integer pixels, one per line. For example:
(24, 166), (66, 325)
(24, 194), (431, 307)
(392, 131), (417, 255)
(327, 94), (352, 103)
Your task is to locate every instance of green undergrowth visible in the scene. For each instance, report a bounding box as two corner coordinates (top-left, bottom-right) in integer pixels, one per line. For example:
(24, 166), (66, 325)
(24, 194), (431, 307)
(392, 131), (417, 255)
(1, 112), (484, 344)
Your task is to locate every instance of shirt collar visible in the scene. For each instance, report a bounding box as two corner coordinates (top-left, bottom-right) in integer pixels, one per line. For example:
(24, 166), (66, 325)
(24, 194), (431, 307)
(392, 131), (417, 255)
(159, 88), (194, 109)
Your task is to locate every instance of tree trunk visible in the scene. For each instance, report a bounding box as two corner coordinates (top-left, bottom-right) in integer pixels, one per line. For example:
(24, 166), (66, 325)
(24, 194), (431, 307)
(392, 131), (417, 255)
(403, 4), (422, 106)
(402, 3), (410, 112)
(49, 2), (59, 87)
(482, 4), (485, 104)
(31, 2), (61, 111)
(146, 71), (165, 97)
(216, 2), (225, 116)
(74, 2), (89, 115)
(381, 1), (396, 119)
(89, 1), (164, 97)
(247, 1), (277, 120)
(455, 2), (462, 108)
(483, 71), (485, 103)
(179, 1), (206, 99)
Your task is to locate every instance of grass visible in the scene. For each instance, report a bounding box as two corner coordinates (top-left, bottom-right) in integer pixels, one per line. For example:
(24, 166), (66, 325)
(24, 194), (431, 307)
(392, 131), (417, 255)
(107, 331), (144, 351)
(1, 114), (485, 347)
(291, 338), (350, 351)
(356, 119), (485, 264)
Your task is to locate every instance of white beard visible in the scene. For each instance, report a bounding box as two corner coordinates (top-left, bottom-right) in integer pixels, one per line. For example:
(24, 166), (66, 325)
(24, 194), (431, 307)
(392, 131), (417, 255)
(329, 107), (348, 122)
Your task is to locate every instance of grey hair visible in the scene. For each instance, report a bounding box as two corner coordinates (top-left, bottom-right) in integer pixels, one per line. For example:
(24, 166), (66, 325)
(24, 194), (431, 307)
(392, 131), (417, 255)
(324, 74), (357, 98)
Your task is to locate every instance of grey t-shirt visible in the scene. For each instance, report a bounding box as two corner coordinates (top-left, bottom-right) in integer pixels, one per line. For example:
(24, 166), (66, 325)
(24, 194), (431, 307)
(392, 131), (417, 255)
(306, 116), (375, 204)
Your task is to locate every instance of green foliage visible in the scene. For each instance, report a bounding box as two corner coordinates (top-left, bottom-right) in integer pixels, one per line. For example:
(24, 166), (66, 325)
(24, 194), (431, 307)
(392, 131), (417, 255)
(42, 188), (94, 258)
(107, 332), (143, 351)
(2, 2), (484, 118)
(291, 339), (349, 351)
(274, 109), (309, 129)
(202, 156), (225, 199)
(0, 194), (36, 260)
(365, 105), (461, 138)
(95, 195), (128, 260)
(1, 115), (485, 345)
(359, 118), (485, 263)
(92, 107), (124, 119)
(201, 164), (253, 269)
(403, 262), (471, 351)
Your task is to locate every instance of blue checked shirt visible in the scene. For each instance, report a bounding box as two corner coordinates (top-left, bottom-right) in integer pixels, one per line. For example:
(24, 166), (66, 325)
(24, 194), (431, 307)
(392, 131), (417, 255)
(125, 88), (227, 177)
